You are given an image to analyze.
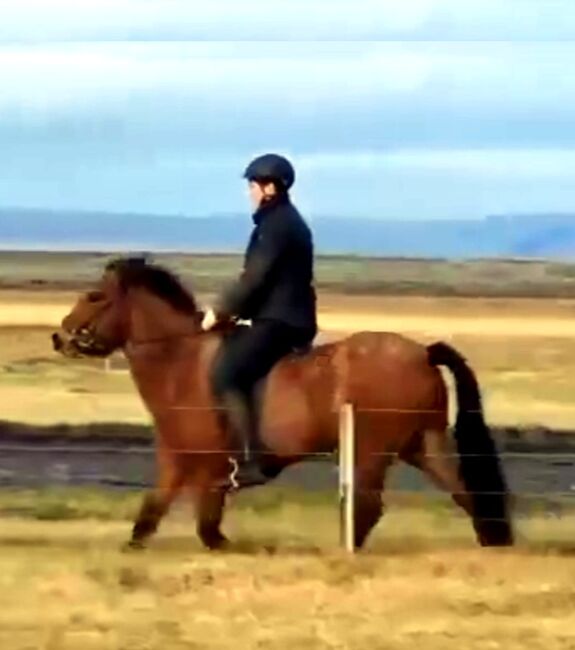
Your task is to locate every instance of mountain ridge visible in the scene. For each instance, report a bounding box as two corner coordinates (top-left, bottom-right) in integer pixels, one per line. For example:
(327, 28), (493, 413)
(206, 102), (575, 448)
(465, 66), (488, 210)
(2, 207), (575, 259)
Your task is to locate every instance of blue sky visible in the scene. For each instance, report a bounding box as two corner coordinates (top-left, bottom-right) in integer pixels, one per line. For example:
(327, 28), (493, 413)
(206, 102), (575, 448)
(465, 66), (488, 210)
(2, 1), (575, 220)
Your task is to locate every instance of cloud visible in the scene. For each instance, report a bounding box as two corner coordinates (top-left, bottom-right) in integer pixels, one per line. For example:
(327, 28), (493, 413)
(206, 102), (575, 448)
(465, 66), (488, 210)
(293, 148), (575, 220)
(1, 42), (574, 154)
(1, 0), (575, 41)
(0, 0), (439, 41)
(3, 144), (575, 220)
(1, 39), (575, 218)
(0, 42), (565, 115)
(298, 148), (575, 180)
(0, 42), (436, 113)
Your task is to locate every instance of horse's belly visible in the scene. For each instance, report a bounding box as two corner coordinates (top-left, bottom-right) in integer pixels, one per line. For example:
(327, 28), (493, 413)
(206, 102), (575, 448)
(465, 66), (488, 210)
(259, 372), (335, 457)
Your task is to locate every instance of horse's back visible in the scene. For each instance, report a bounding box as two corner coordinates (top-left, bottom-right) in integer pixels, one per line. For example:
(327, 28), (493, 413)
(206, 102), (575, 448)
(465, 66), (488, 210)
(339, 330), (446, 421)
(259, 330), (446, 453)
(271, 330), (434, 398)
(192, 328), (446, 457)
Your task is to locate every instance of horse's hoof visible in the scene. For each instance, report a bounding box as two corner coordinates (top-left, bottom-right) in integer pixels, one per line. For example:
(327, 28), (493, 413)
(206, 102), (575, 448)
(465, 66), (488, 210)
(121, 540), (145, 553)
(202, 535), (231, 552)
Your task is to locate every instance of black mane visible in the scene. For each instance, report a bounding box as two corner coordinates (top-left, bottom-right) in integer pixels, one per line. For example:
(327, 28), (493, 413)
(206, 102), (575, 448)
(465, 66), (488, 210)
(106, 256), (198, 314)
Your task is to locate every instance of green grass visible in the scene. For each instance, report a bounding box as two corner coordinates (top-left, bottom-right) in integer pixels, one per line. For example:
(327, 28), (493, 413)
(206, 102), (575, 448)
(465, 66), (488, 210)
(0, 485), (570, 532)
(4, 250), (575, 297)
(0, 486), (438, 524)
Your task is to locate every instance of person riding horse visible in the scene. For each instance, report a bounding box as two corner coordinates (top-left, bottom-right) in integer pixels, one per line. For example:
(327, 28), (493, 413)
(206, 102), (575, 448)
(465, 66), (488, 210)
(202, 153), (318, 488)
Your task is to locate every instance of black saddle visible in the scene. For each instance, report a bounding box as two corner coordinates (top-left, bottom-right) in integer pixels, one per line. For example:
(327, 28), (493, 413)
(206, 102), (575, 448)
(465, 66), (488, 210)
(220, 323), (312, 355)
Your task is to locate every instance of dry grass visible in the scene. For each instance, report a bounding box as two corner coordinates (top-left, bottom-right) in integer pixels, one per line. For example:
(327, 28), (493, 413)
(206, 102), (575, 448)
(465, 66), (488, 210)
(0, 492), (573, 650)
(2, 258), (575, 648)
(3, 290), (575, 334)
(0, 327), (147, 425)
(2, 292), (575, 428)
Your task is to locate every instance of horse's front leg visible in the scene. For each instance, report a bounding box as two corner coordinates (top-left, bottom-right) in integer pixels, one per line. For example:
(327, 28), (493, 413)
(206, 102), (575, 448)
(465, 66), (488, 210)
(123, 445), (184, 551)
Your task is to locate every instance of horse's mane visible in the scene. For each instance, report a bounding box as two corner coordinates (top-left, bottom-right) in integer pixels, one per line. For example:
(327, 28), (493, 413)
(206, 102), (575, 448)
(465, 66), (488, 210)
(105, 256), (199, 315)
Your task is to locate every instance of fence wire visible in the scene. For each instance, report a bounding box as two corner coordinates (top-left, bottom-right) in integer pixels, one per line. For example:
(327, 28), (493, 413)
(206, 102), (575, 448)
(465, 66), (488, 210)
(0, 447), (572, 500)
(0, 445), (572, 460)
(0, 401), (573, 521)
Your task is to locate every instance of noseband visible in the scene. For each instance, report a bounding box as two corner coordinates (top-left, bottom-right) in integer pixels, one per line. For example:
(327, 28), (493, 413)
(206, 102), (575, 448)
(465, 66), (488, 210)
(69, 327), (114, 356)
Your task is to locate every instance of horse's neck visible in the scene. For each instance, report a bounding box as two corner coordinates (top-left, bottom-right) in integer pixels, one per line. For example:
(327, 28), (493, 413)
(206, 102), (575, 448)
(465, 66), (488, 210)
(126, 290), (199, 345)
(123, 290), (204, 412)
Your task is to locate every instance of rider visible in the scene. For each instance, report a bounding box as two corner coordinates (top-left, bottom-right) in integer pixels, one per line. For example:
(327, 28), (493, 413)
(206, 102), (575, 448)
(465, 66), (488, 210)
(202, 153), (317, 488)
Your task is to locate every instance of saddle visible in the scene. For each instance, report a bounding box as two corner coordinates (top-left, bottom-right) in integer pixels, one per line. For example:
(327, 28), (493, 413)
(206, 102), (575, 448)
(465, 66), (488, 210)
(216, 320), (313, 356)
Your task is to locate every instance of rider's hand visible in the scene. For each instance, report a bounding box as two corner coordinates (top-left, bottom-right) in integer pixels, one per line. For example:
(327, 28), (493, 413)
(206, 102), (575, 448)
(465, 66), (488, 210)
(201, 308), (218, 331)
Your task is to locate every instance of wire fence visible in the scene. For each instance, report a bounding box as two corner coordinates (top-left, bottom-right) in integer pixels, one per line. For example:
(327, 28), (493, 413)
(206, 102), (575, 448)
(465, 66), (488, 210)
(0, 445), (573, 460)
(0, 403), (574, 526)
(0, 446), (572, 499)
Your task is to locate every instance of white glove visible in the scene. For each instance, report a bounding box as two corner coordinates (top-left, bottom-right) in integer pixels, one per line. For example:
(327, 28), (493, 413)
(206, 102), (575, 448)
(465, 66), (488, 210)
(201, 307), (218, 331)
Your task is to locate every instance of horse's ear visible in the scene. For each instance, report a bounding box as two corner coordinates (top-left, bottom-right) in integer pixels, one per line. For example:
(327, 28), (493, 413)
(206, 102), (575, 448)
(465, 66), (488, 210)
(104, 255), (151, 292)
(105, 255), (150, 274)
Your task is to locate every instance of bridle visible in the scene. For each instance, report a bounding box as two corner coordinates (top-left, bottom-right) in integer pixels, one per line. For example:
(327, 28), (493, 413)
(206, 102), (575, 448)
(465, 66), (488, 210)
(68, 304), (236, 359)
(67, 326), (115, 356)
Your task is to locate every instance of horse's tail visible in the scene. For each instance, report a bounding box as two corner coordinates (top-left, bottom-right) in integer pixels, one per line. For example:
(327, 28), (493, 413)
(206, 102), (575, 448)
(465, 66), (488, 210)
(427, 341), (514, 546)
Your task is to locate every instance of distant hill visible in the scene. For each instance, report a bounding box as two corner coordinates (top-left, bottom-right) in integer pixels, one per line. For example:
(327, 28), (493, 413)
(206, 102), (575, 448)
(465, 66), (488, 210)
(1, 207), (575, 259)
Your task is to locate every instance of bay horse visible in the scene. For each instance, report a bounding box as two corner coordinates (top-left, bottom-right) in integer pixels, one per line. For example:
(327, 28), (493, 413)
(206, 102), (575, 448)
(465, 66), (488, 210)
(52, 256), (513, 551)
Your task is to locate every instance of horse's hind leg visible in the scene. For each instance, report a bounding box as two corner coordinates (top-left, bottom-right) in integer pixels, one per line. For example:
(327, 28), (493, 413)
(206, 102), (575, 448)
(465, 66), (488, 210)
(354, 451), (392, 550)
(404, 429), (475, 522)
(192, 481), (229, 551)
(124, 447), (185, 551)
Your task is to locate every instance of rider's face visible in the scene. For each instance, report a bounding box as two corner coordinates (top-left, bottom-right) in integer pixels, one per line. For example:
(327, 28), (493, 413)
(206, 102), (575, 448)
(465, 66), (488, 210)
(248, 181), (276, 211)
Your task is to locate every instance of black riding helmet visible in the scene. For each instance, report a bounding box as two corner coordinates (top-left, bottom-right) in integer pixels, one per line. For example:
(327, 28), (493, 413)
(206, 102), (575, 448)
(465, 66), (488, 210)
(243, 153), (295, 191)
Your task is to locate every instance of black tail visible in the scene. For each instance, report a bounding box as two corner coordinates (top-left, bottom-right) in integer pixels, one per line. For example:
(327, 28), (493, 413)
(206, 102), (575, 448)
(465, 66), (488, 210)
(427, 341), (513, 546)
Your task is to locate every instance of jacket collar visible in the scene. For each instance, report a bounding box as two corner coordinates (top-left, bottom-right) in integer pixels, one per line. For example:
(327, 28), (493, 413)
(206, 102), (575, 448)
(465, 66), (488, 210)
(252, 193), (290, 226)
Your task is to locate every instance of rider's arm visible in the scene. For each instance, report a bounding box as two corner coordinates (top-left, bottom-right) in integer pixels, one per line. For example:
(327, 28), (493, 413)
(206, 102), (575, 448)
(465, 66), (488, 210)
(215, 216), (289, 320)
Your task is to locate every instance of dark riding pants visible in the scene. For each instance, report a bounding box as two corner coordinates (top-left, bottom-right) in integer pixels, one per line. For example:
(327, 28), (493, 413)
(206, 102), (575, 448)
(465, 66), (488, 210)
(211, 320), (314, 454)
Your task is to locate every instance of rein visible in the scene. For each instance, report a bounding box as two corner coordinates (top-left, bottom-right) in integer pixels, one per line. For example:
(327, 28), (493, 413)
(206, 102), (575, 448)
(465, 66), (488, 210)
(69, 283), (237, 358)
(123, 328), (204, 354)
(79, 319), (237, 359)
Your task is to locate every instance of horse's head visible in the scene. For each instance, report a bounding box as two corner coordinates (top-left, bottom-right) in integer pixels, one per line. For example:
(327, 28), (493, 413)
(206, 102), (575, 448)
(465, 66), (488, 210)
(52, 256), (203, 358)
(51, 258), (133, 358)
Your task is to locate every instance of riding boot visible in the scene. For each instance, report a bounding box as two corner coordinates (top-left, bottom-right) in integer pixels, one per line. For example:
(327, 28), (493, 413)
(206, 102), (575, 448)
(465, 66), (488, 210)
(219, 391), (268, 489)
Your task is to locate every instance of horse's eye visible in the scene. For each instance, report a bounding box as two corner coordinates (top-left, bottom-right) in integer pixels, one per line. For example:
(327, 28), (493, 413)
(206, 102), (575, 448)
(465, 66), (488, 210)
(87, 291), (104, 303)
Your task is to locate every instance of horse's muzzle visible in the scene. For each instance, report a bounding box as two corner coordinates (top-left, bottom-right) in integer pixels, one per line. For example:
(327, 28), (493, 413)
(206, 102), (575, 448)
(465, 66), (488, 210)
(51, 330), (83, 358)
(51, 328), (113, 358)
(51, 332), (63, 351)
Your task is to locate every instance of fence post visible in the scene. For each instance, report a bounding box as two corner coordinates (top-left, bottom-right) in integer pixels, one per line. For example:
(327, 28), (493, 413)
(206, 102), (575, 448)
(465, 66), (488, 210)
(339, 402), (355, 553)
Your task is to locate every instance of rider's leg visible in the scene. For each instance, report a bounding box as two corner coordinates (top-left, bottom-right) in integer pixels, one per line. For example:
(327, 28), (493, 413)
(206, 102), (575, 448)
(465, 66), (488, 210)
(210, 321), (296, 487)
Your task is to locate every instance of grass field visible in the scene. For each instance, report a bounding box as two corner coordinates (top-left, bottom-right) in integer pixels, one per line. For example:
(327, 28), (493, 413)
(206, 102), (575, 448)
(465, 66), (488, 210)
(0, 488), (573, 650)
(4, 250), (575, 297)
(2, 291), (575, 429)
(1, 253), (575, 648)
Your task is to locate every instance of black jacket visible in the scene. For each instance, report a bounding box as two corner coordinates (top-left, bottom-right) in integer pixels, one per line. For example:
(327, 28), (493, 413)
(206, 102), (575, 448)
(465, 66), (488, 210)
(216, 195), (317, 338)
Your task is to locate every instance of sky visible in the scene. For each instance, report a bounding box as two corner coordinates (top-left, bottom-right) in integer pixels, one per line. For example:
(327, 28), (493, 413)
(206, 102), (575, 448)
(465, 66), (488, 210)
(2, 0), (575, 220)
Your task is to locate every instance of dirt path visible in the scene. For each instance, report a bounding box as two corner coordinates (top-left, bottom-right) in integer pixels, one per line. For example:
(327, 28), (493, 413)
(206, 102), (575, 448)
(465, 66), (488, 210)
(2, 297), (575, 337)
(0, 440), (572, 507)
(319, 313), (575, 338)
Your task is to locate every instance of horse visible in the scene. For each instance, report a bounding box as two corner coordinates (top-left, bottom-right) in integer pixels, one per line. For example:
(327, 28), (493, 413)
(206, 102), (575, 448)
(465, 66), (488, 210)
(51, 256), (514, 552)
